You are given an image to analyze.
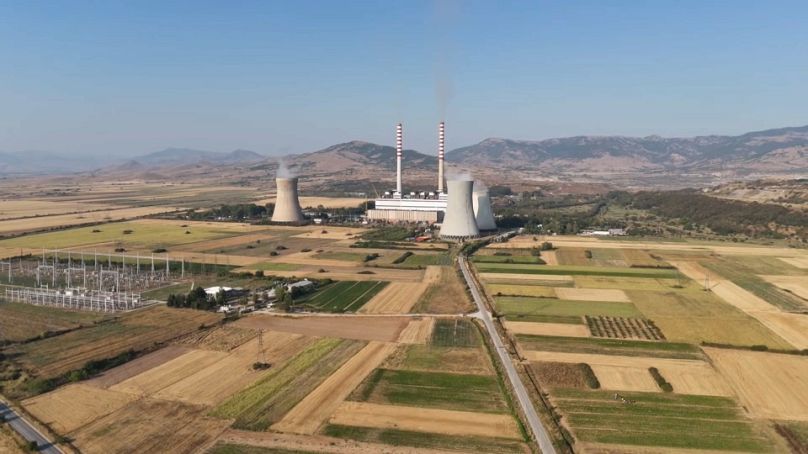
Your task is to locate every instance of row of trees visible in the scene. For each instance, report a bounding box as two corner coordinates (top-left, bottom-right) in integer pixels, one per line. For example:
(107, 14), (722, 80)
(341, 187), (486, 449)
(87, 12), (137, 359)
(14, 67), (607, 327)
(167, 286), (219, 310)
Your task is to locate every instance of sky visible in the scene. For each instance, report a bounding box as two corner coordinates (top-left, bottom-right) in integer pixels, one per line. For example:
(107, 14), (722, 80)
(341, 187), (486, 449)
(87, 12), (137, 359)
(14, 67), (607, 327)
(1, 0), (807, 157)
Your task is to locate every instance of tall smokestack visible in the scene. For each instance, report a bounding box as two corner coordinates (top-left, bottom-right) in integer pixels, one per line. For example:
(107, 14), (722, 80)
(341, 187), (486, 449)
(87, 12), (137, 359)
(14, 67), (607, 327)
(396, 123), (403, 195)
(438, 121), (445, 193)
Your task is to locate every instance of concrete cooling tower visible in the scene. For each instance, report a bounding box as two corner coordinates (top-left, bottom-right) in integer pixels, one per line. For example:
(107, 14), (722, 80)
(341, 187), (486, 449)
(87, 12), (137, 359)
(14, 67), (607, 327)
(472, 186), (497, 231)
(440, 180), (480, 240)
(271, 177), (305, 224)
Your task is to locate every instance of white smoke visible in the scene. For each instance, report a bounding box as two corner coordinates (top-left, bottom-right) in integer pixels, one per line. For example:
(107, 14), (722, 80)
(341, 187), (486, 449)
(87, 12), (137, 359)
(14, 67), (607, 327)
(446, 168), (473, 181)
(473, 180), (488, 192)
(276, 159), (296, 178)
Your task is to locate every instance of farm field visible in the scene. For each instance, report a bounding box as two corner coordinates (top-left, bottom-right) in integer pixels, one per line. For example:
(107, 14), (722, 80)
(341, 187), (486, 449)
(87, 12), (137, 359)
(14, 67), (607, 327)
(0, 301), (107, 343)
(516, 334), (702, 359)
(411, 265), (474, 313)
(233, 315), (408, 342)
(550, 388), (777, 452)
(6, 306), (221, 380)
(475, 262), (680, 278)
(496, 296), (641, 324)
(0, 206), (184, 236)
(297, 281), (388, 313)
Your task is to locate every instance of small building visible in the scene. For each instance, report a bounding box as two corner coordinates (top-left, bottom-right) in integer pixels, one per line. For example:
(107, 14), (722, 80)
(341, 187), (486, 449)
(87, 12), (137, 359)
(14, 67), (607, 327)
(204, 286), (232, 298)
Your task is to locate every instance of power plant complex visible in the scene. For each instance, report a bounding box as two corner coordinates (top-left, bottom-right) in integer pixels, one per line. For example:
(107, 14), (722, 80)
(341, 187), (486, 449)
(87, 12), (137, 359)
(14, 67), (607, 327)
(269, 121), (496, 238)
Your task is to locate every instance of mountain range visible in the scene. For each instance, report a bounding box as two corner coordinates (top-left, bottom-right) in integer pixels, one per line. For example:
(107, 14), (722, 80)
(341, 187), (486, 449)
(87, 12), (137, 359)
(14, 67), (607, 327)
(2, 125), (806, 189)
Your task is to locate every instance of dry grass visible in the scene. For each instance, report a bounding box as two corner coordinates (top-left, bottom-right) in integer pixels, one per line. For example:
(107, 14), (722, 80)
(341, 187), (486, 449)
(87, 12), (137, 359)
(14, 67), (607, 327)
(488, 284), (556, 298)
(23, 384), (136, 434)
(328, 401), (522, 439)
(555, 287), (631, 303)
(760, 275), (808, 300)
(412, 266), (474, 314)
(233, 315), (408, 342)
(532, 361), (591, 389)
(396, 317), (435, 344)
(706, 348), (808, 420)
(778, 257), (808, 269)
(589, 364), (659, 392)
(504, 321), (590, 337)
(361, 266), (440, 314)
(0, 206), (183, 235)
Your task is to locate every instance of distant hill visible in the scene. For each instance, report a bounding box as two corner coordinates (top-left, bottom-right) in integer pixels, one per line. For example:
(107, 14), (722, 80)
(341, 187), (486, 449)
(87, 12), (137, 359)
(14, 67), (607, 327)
(132, 148), (265, 166)
(446, 125), (808, 175)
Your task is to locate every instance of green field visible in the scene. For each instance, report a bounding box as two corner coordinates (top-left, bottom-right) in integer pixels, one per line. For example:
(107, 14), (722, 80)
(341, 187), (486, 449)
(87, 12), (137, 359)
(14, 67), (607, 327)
(323, 425), (526, 453)
(496, 296), (641, 324)
(397, 253), (453, 267)
(0, 220), (244, 249)
(350, 368), (509, 413)
(472, 255), (544, 264)
(702, 260), (806, 311)
(516, 334), (702, 359)
(431, 319), (480, 347)
(552, 388), (773, 451)
(572, 275), (697, 291)
(211, 337), (363, 430)
(313, 251), (369, 262)
(251, 262), (302, 272)
(475, 263), (680, 279)
(298, 281), (388, 312)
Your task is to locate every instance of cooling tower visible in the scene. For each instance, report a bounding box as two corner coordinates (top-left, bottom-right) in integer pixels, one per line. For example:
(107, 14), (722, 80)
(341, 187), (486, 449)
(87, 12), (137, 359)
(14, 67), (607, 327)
(271, 177), (305, 224)
(472, 186), (497, 231)
(440, 180), (480, 240)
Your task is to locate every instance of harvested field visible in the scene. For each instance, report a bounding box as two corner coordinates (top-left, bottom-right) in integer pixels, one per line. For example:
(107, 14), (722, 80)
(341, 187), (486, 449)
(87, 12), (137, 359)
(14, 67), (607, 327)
(360, 266), (438, 314)
(555, 248), (591, 266)
(628, 289), (794, 349)
(233, 315), (408, 342)
(411, 266), (474, 314)
(271, 341), (396, 434)
(703, 259), (806, 312)
(585, 316), (665, 340)
(527, 351), (731, 396)
(589, 364), (658, 392)
(487, 284), (556, 298)
(517, 335), (702, 359)
(0, 302), (106, 343)
(173, 232), (276, 252)
(211, 338), (364, 431)
(573, 275), (695, 291)
(10, 306), (221, 378)
(532, 361), (594, 389)
(554, 287), (630, 302)
(0, 206), (183, 236)
(780, 257), (808, 269)
(622, 249), (669, 268)
(0, 199), (119, 220)
(541, 250), (558, 265)
(396, 317), (434, 344)
(179, 326), (257, 352)
(753, 312), (808, 350)
(476, 262), (679, 279)
(761, 275), (808, 300)
(329, 402), (521, 440)
(111, 348), (228, 396)
(705, 348), (808, 420)
(70, 398), (230, 454)
(504, 321), (590, 337)
(87, 345), (189, 388)
(550, 388), (774, 452)
(23, 384), (136, 433)
(291, 227), (366, 240)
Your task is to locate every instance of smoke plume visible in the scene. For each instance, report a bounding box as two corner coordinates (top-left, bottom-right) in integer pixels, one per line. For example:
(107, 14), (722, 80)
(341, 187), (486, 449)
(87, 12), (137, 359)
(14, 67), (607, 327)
(446, 167), (473, 181)
(276, 159), (296, 178)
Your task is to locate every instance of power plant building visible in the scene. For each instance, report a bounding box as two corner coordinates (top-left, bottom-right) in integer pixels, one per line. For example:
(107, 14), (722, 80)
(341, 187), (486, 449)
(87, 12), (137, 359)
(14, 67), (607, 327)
(366, 122), (448, 223)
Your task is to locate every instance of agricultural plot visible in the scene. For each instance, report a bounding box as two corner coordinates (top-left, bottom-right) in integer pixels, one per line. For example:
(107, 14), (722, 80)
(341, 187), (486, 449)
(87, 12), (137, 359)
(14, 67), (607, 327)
(8, 306), (221, 379)
(628, 289), (794, 348)
(585, 316), (665, 340)
(0, 301), (106, 343)
(0, 206), (184, 236)
(411, 266), (475, 314)
(0, 219), (253, 250)
(516, 334), (701, 359)
(70, 398), (230, 454)
(348, 368), (509, 414)
(233, 315), (408, 342)
(472, 255), (544, 264)
(476, 262), (680, 279)
(487, 283), (556, 297)
(297, 281), (388, 313)
(706, 348), (808, 421)
(312, 251), (368, 262)
(504, 321), (590, 337)
(211, 337), (365, 431)
(554, 287), (630, 302)
(761, 275), (808, 300)
(23, 384), (137, 433)
(495, 296), (641, 324)
(531, 362), (599, 390)
(322, 425), (527, 453)
(702, 259), (806, 312)
(480, 273), (575, 287)
(384, 343), (494, 376)
(394, 252), (453, 267)
(550, 388), (775, 452)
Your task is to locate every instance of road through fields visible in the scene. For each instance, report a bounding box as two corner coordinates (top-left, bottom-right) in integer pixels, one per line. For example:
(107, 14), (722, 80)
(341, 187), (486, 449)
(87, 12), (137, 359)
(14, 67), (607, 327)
(0, 402), (62, 454)
(458, 256), (557, 454)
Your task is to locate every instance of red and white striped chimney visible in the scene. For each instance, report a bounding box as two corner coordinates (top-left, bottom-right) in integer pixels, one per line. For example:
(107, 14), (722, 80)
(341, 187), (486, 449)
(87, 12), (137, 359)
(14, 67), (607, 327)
(438, 121), (445, 193)
(396, 123), (403, 195)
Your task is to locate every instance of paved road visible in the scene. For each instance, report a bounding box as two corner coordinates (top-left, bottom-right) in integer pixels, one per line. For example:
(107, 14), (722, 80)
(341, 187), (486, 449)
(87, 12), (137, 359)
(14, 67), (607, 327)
(458, 256), (557, 454)
(0, 402), (62, 454)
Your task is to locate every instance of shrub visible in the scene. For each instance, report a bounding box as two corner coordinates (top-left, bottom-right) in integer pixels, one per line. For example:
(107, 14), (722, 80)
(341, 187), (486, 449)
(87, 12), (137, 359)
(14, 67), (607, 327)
(363, 253), (380, 262)
(122, 229), (134, 235)
(579, 363), (600, 389)
(301, 248), (312, 253)
(255, 270), (264, 277)
(392, 251), (414, 264)
(649, 367), (673, 392)
(269, 251), (279, 256)
(584, 250), (593, 259)
(91, 229), (102, 233)
(153, 248), (167, 253)
(540, 241), (554, 251)
(114, 247), (126, 252)
(750, 344), (769, 351)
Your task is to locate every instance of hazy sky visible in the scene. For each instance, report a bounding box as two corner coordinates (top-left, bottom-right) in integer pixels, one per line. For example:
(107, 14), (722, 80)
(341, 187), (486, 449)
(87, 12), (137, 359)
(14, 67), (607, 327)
(1, 0), (807, 157)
